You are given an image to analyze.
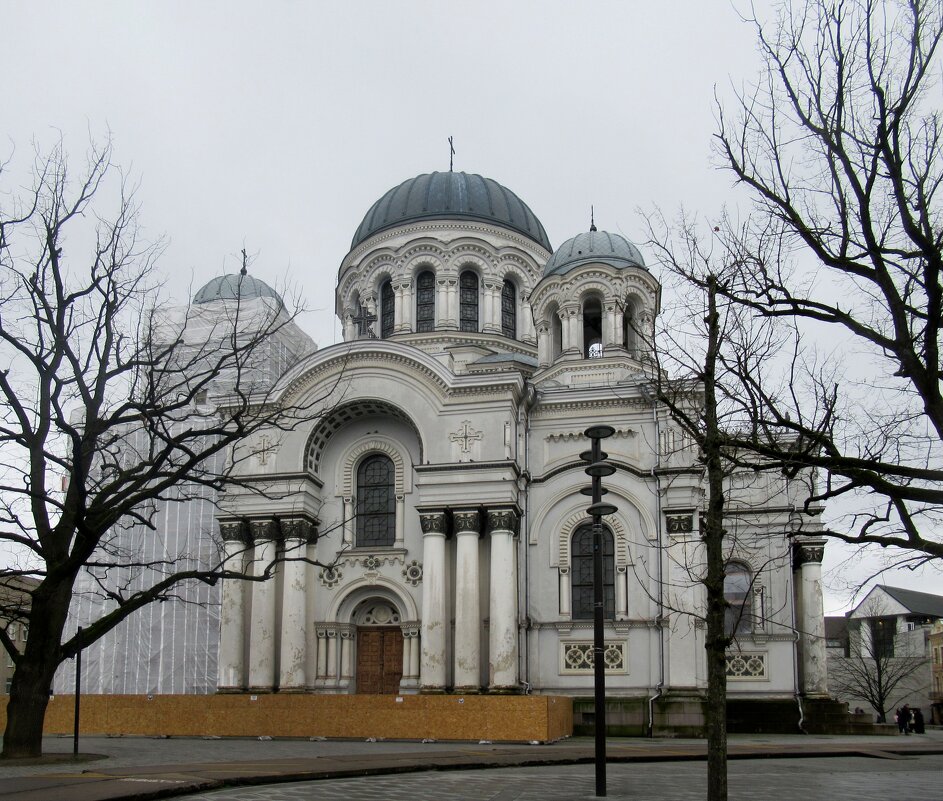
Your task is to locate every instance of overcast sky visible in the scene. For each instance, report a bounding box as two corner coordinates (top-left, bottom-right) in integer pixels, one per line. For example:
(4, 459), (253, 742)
(3, 1), (937, 612)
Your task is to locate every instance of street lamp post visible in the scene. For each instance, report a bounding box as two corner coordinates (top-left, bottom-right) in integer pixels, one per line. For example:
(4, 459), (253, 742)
(582, 424), (617, 798)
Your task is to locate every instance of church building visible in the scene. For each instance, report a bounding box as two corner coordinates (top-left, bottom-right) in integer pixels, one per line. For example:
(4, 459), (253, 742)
(208, 170), (830, 730)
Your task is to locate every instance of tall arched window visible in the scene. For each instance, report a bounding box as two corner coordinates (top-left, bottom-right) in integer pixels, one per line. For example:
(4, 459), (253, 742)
(724, 562), (753, 636)
(416, 271), (435, 333)
(380, 280), (394, 339)
(356, 454), (395, 548)
(501, 279), (516, 338)
(459, 270), (479, 332)
(571, 524), (615, 620)
(583, 297), (603, 358)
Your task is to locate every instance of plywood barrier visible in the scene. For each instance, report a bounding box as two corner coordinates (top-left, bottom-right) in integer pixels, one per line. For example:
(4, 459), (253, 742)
(4, 694), (572, 743)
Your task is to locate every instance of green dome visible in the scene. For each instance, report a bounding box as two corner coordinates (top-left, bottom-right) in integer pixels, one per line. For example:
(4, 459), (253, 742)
(543, 230), (646, 276)
(193, 273), (283, 305)
(351, 171), (551, 251)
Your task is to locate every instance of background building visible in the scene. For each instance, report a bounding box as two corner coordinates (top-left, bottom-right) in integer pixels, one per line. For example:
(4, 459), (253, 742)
(826, 585), (941, 723)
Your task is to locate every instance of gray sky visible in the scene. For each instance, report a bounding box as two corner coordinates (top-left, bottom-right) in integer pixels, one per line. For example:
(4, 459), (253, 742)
(3, 1), (937, 611)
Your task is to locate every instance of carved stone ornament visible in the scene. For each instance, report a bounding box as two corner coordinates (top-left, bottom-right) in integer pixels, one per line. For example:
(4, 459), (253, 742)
(248, 519), (278, 544)
(665, 514), (694, 534)
(218, 520), (247, 544)
(793, 542), (825, 569)
(453, 510), (480, 534)
(280, 517), (317, 543)
(486, 509), (518, 535)
(402, 560), (423, 586)
(319, 566), (342, 588)
(449, 421), (483, 453)
(419, 512), (447, 535)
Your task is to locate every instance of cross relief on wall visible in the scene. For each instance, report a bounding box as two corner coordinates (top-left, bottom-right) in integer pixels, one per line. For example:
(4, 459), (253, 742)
(449, 420), (482, 460)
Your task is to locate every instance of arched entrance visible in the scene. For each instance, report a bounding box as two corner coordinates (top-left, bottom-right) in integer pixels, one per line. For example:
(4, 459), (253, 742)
(354, 600), (403, 694)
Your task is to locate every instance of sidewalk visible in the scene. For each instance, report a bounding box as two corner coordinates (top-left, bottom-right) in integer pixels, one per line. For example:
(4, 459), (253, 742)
(0, 731), (941, 801)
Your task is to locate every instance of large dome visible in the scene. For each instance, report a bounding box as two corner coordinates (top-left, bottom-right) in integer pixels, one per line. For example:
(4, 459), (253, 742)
(193, 273), (283, 305)
(351, 171), (552, 252)
(543, 229), (646, 276)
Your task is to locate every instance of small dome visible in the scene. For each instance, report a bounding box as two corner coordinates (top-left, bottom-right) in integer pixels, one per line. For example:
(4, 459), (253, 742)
(543, 230), (646, 276)
(351, 171), (551, 252)
(193, 273), (283, 305)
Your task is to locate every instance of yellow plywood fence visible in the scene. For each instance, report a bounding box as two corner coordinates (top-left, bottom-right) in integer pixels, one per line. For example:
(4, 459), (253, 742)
(2, 694), (573, 743)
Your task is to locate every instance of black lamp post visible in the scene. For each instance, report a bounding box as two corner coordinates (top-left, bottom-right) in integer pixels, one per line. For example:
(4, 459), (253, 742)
(582, 424), (617, 798)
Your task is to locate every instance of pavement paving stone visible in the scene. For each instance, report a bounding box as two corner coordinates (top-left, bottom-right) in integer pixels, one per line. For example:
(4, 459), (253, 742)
(171, 756), (943, 801)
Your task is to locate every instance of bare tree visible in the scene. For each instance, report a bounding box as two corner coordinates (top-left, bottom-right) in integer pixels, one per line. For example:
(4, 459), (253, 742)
(0, 140), (338, 758)
(829, 598), (929, 723)
(644, 217), (807, 801)
(710, 0), (943, 562)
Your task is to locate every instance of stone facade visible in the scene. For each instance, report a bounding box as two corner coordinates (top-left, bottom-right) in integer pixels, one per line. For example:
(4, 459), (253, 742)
(208, 170), (828, 729)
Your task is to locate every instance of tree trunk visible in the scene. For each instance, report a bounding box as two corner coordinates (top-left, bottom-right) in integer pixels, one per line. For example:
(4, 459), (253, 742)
(702, 276), (728, 801)
(2, 580), (72, 758)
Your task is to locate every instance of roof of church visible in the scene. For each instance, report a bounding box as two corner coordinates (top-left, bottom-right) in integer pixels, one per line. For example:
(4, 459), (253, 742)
(543, 229), (646, 276)
(351, 171), (552, 252)
(193, 273), (283, 305)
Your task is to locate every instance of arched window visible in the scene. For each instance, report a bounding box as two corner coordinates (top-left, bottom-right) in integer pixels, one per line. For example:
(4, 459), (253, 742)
(501, 280), (517, 338)
(571, 524), (615, 620)
(416, 271), (435, 333)
(724, 562), (753, 636)
(380, 280), (394, 339)
(459, 270), (479, 332)
(356, 454), (395, 548)
(583, 297), (603, 358)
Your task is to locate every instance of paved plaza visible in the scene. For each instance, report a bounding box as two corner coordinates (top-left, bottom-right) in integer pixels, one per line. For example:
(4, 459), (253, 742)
(173, 756), (943, 801)
(0, 732), (940, 801)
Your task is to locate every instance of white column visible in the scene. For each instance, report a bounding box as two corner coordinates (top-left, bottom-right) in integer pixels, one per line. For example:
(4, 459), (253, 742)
(616, 565), (628, 619)
(343, 498), (354, 546)
(558, 567), (571, 618)
(394, 494), (405, 548)
(217, 522), (247, 691)
(420, 511), (448, 691)
(339, 626), (354, 689)
(561, 304), (579, 353)
(436, 277), (450, 330)
(393, 281), (405, 333)
(795, 539), (829, 696)
(536, 322), (551, 368)
(453, 510), (481, 692)
(248, 520), (278, 690)
(278, 519), (313, 691)
(445, 277), (458, 329)
(483, 281), (501, 333)
(488, 509), (519, 692)
(305, 541), (320, 689)
(520, 295), (536, 345)
(326, 629), (338, 686)
(316, 628), (328, 684)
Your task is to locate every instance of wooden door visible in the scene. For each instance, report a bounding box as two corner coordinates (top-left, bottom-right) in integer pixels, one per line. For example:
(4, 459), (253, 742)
(357, 627), (403, 694)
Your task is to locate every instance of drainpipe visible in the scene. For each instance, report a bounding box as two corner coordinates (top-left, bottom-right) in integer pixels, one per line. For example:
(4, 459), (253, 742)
(642, 385), (666, 737)
(518, 381), (538, 692)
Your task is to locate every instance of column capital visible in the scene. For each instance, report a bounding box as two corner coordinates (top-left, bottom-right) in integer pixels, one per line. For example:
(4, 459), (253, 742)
(793, 538), (827, 569)
(486, 508), (519, 536)
(453, 509), (481, 535)
(248, 518), (279, 544)
(279, 516), (318, 544)
(218, 519), (248, 544)
(419, 511), (448, 535)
